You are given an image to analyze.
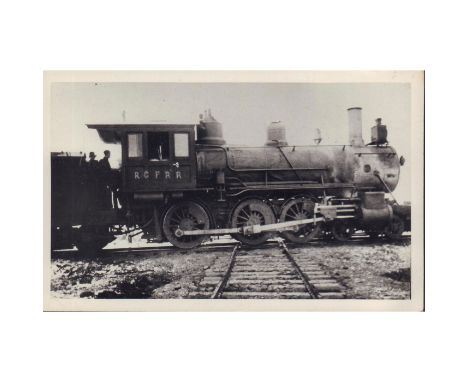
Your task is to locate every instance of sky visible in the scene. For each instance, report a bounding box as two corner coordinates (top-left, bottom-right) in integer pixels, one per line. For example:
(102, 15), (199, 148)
(49, 82), (411, 202)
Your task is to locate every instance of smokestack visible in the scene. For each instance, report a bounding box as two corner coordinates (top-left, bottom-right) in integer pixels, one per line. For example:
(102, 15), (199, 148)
(347, 107), (364, 146)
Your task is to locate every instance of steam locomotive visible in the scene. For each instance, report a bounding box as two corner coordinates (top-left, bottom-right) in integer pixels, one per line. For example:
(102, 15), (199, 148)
(51, 107), (410, 252)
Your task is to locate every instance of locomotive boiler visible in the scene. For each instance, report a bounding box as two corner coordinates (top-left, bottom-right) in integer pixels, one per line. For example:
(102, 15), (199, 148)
(51, 107), (410, 252)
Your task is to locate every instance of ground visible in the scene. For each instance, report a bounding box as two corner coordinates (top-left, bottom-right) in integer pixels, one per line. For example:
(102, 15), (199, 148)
(294, 240), (411, 299)
(50, 236), (410, 299)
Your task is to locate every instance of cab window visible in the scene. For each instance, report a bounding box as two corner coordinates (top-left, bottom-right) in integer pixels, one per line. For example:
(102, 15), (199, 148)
(127, 133), (143, 158)
(174, 133), (189, 157)
(148, 132), (170, 161)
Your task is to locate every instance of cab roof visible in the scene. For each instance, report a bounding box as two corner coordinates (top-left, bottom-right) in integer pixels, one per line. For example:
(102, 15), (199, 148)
(87, 124), (197, 144)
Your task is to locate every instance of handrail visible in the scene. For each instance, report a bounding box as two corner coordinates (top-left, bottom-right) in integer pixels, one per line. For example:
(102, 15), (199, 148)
(374, 171), (399, 205)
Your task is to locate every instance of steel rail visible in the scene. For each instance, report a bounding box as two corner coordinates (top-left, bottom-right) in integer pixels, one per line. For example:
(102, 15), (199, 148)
(210, 240), (321, 299)
(278, 239), (320, 299)
(52, 231), (411, 258)
(51, 241), (242, 257)
(211, 243), (241, 299)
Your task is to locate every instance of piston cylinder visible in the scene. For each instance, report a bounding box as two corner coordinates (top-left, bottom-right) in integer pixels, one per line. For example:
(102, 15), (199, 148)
(361, 205), (392, 228)
(361, 192), (392, 228)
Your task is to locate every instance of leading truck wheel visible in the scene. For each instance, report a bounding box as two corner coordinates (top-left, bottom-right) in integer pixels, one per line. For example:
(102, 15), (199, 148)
(385, 215), (405, 240)
(230, 199), (276, 246)
(162, 201), (210, 249)
(332, 221), (355, 242)
(279, 197), (322, 243)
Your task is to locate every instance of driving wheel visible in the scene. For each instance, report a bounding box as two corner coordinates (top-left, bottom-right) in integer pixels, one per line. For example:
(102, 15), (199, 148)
(230, 199), (276, 246)
(279, 196), (322, 243)
(162, 201), (210, 249)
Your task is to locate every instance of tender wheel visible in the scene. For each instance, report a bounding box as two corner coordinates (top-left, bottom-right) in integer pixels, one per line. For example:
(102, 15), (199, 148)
(332, 221), (355, 242)
(162, 201), (210, 249)
(230, 199), (276, 246)
(385, 215), (405, 240)
(279, 196), (322, 243)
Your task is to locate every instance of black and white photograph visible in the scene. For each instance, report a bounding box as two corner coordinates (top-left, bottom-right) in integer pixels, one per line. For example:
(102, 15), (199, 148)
(44, 71), (424, 311)
(7, 0), (468, 380)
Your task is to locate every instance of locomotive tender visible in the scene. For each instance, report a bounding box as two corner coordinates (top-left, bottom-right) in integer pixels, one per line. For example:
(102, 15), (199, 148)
(51, 107), (410, 251)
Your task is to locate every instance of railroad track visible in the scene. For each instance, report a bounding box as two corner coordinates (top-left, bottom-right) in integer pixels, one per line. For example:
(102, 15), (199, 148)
(52, 233), (410, 258)
(191, 239), (346, 299)
(51, 241), (241, 258)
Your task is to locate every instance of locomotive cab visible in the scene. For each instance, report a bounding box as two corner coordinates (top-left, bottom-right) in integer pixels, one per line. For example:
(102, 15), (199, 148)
(88, 124), (197, 197)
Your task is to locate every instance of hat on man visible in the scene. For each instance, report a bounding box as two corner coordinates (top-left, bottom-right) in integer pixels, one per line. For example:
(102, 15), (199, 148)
(89, 152), (96, 158)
